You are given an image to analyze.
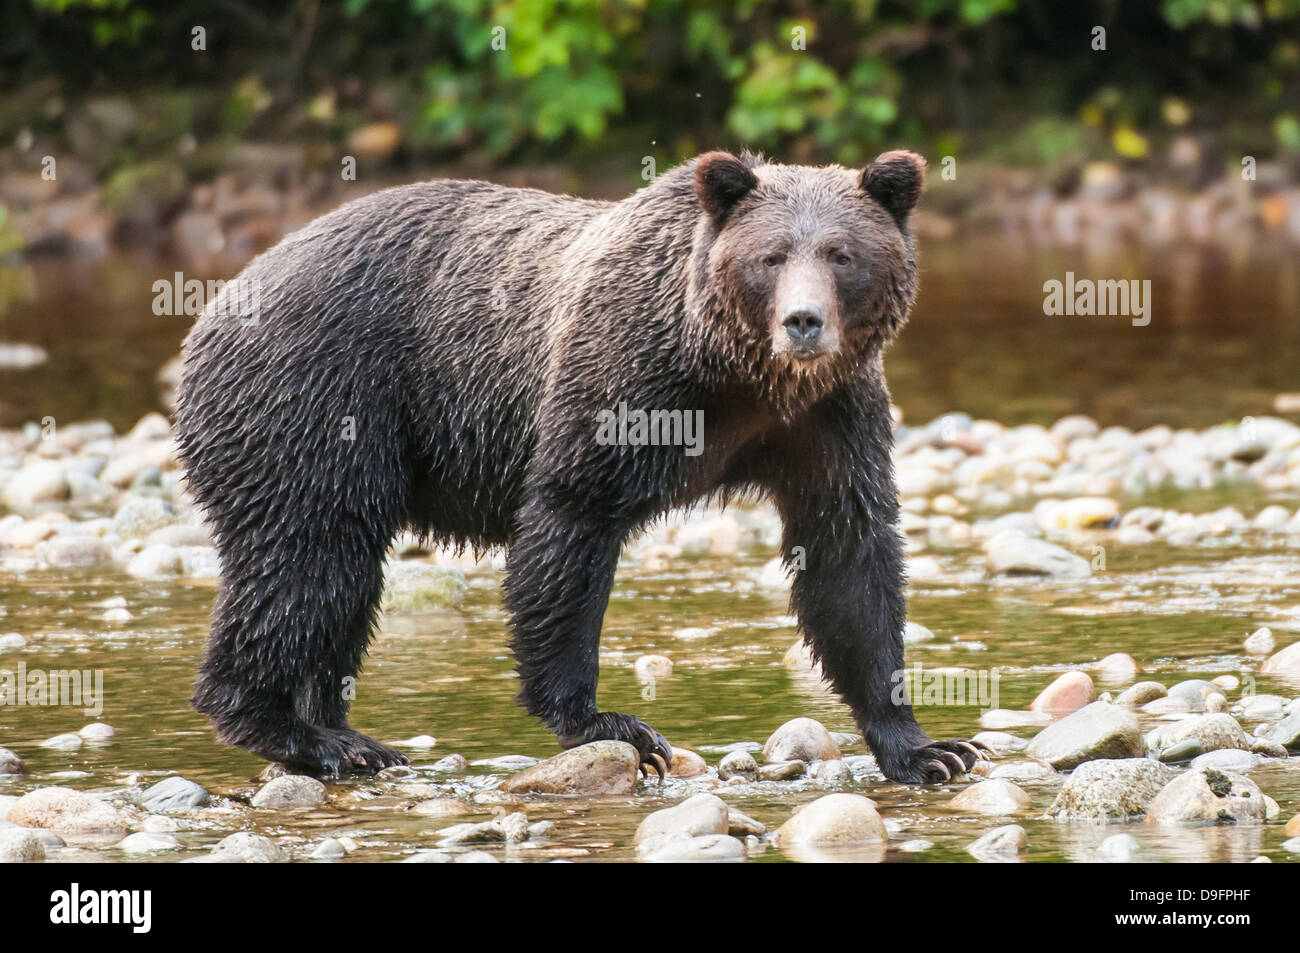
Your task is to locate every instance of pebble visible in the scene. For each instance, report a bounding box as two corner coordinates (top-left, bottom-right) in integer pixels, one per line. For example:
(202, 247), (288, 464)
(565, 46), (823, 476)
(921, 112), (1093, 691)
(727, 808), (766, 837)
(1261, 641), (1300, 675)
(807, 759), (853, 783)
(669, 748), (708, 778)
(985, 535), (1091, 577)
(1094, 653), (1139, 681)
(1266, 709), (1300, 749)
(410, 799), (472, 818)
(717, 750), (758, 781)
(1030, 671), (1095, 715)
(118, 831), (181, 853)
(381, 562), (468, 611)
(0, 747), (25, 775)
(7, 786), (129, 839)
(635, 793), (729, 846)
(2, 461), (69, 505)
(1145, 768), (1267, 825)
(1096, 833), (1142, 862)
(757, 760), (806, 782)
(141, 776), (208, 812)
(761, 717), (840, 763)
(972, 731), (1028, 755)
(1025, 701), (1143, 769)
(394, 734), (438, 748)
(1148, 713), (1252, 756)
(430, 753), (467, 772)
(966, 824), (1026, 862)
(0, 633), (26, 652)
(640, 833), (744, 863)
(251, 775), (326, 810)
(500, 741), (638, 796)
(1046, 758), (1176, 822)
(40, 733), (83, 751)
(772, 794), (886, 849)
(0, 827), (46, 863)
(78, 722), (114, 740)
(1189, 749), (1260, 772)
(310, 838), (345, 859)
(197, 832), (286, 863)
(1244, 627), (1274, 655)
(1115, 681), (1167, 707)
(634, 654), (673, 681)
(950, 779), (1031, 815)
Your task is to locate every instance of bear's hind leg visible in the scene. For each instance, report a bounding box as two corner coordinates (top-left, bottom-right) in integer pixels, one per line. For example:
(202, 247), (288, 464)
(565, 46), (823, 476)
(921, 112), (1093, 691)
(192, 500), (409, 776)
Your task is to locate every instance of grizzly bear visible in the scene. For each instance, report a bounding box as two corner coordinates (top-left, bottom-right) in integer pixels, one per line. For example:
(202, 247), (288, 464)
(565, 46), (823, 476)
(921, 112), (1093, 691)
(175, 149), (986, 784)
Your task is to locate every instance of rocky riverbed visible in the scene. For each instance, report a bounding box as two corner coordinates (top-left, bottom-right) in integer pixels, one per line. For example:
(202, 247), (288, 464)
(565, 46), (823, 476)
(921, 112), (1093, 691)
(1, 409), (1299, 862)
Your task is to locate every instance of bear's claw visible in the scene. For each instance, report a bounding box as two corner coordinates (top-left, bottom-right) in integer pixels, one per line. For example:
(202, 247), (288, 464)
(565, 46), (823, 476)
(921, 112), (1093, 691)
(559, 711), (673, 783)
(278, 727), (410, 777)
(880, 737), (989, 784)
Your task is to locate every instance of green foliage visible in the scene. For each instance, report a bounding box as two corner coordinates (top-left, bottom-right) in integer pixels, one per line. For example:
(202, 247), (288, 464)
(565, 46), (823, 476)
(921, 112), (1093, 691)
(10, 0), (1300, 167)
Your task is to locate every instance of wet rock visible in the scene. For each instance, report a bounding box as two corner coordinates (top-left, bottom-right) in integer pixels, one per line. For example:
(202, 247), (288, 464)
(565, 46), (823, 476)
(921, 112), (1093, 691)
(1145, 768), (1266, 826)
(972, 731), (1028, 755)
(635, 793), (729, 845)
(1034, 496), (1119, 532)
(727, 808), (766, 837)
(669, 748), (707, 778)
(904, 621), (936, 643)
(1204, 692), (1228, 714)
(410, 799), (472, 818)
(8, 787), (128, 839)
(1250, 738), (1289, 758)
(951, 779), (1031, 815)
(0, 633), (26, 652)
(1244, 627), (1275, 656)
(1143, 696), (1193, 715)
(1025, 702), (1143, 769)
(897, 838), (933, 853)
(0, 747), (25, 775)
(1266, 710), (1300, 750)
(1094, 653), (1138, 681)
(1156, 739), (1203, 763)
(1239, 694), (1286, 720)
(1262, 641), (1300, 676)
(119, 831), (181, 854)
(251, 775), (326, 810)
(808, 759), (853, 783)
(78, 722), (114, 740)
(1116, 681), (1167, 707)
(717, 750), (758, 781)
(381, 562), (468, 611)
(40, 733), (82, 751)
(431, 753), (468, 772)
(966, 824), (1026, 862)
(0, 828), (46, 863)
(1285, 814), (1300, 839)
(772, 794), (886, 848)
(1190, 749), (1259, 772)
(437, 818), (510, 845)
(980, 709), (1052, 730)
(988, 760), (1055, 782)
(762, 717), (840, 763)
(141, 816), (179, 833)
(394, 734), (437, 749)
(39, 537), (112, 569)
(141, 776), (208, 812)
(2, 461), (68, 505)
(311, 838), (346, 859)
(111, 496), (181, 538)
(1168, 679), (1218, 711)
(199, 832), (287, 863)
(985, 535), (1090, 577)
(640, 833), (744, 863)
(500, 741), (638, 796)
(634, 654), (673, 681)
(1096, 833), (1142, 862)
(757, 760), (806, 781)
(1046, 759), (1176, 822)
(1149, 713), (1252, 756)
(1030, 671), (1095, 716)
(130, 544), (189, 579)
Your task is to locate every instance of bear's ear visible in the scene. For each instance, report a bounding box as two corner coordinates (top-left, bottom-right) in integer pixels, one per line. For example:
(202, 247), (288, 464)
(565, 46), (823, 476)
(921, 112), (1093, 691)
(859, 150), (926, 223)
(695, 151), (758, 226)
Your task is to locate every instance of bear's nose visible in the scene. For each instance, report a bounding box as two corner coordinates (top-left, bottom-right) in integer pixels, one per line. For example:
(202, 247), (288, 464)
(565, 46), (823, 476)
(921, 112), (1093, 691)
(782, 309), (825, 346)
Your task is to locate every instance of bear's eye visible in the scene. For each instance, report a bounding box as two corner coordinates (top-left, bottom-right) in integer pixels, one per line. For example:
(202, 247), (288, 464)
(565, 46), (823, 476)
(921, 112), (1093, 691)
(830, 250), (852, 267)
(762, 253), (786, 269)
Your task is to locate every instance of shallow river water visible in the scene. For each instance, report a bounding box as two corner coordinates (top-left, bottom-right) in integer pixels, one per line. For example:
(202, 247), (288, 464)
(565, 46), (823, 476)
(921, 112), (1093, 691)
(0, 233), (1298, 862)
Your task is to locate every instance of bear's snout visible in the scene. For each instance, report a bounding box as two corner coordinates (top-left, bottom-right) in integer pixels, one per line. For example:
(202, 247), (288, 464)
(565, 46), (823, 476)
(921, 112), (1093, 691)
(782, 308), (825, 352)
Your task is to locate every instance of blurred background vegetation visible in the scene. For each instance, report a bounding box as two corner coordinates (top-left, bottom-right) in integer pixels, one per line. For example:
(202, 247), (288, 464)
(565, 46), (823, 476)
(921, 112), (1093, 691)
(3, 0), (1299, 178)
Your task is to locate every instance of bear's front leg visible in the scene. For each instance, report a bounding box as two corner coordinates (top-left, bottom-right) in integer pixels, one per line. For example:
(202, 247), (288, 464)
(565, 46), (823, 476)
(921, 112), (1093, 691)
(771, 391), (987, 784)
(502, 499), (674, 779)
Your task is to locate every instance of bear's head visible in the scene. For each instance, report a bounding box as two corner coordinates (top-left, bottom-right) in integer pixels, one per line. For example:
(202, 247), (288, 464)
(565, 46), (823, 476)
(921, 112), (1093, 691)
(688, 149), (924, 406)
